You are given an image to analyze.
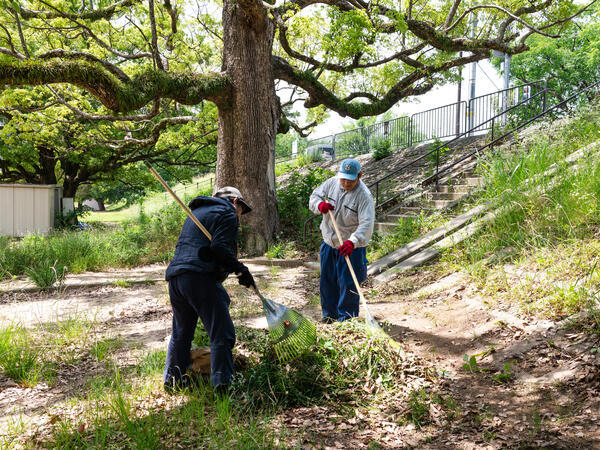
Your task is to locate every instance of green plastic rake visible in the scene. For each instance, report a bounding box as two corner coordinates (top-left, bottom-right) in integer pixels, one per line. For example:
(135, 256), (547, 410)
(147, 164), (316, 363)
(252, 285), (316, 363)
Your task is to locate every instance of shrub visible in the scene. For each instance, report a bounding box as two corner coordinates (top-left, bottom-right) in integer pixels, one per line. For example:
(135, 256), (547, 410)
(372, 138), (392, 161)
(277, 167), (334, 233)
(426, 137), (450, 166)
(266, 241), (297, 259)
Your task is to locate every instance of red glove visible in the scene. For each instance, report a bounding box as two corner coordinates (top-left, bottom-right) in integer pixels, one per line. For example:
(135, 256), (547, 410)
(338, 240), (354, 257)
(318, 201), (334, 214)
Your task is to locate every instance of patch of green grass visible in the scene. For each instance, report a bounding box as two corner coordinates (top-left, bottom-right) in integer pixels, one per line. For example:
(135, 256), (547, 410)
(137, 350), (166, 376)
(0, 324), (43, 387)
(25, 259), (67, 290)
(0, 200), (190, 281)
(42, 315), (95, 349)
(368, 213), (441, 261)
(444, 106), (600, 319)
(112, 279), (133, 288)
(266, 241), (297, 259)
(91, 337), (123, 361)
(8, 316), (436, 448)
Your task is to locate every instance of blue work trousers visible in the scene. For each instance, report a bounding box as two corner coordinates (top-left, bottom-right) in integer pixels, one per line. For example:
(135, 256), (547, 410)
(319, 242), (367, 321)
(164, 272), (235, 387)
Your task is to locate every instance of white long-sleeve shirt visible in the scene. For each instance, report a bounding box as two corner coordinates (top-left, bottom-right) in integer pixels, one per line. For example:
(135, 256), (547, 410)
(309, 177), (375, 248)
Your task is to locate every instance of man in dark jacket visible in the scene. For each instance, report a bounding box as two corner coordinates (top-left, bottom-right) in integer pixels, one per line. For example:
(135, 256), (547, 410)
(163, 186), (254, 394)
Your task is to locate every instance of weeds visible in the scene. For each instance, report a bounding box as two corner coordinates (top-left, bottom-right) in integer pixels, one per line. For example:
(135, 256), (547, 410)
(444, 107), (600, 318)
(368, 212), (440, 261)
(25, 259), (67, 290)
(0, 201), (187, 282)
(0, 325), (43, 386)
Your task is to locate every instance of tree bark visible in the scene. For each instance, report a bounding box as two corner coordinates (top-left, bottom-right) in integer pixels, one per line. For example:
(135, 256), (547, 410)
(217, 0), (280, 255)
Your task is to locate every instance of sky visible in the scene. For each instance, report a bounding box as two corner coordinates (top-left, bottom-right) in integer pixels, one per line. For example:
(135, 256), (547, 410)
(307, 59), (505, 140)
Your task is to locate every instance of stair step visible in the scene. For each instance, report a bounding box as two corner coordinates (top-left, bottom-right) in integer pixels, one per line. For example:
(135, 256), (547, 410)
(375, 222), (407, 233)
(385, 214), (420, 221)
(466, 177), (484, 186)
(393, 206), (436, 215)
(434, 184), (471, 194)
(425, 192), (465, 201)
(416, 199), (454, 209)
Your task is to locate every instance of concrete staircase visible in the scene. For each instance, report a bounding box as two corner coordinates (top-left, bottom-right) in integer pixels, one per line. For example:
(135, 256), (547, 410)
(367, 139), (600, 283)
(374, 162), (484, 234)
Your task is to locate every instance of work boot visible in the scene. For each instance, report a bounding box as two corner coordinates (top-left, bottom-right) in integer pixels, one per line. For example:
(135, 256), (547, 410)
(320, 316), (336, 324)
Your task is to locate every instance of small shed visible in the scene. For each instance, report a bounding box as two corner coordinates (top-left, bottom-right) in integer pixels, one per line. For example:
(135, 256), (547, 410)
(0, 184), (63, 236)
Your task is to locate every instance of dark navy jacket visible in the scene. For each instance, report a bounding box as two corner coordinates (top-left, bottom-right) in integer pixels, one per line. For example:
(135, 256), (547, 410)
(165, 196), (241, 282)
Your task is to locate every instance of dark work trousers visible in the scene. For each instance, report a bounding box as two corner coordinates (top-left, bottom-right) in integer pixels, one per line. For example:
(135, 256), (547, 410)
(164, 271), (236, 387)
(319, 242), (367, 321)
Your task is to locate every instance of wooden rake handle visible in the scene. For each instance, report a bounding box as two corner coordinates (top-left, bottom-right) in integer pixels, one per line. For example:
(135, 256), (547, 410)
(146, 164), (213, 240)
(324, 203), (368, 309)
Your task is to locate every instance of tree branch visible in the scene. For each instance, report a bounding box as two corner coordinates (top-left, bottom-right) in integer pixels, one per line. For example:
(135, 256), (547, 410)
(148, 0), (165, 70)
(38, 49), (130, 82)
(0, 60), (231, 112)
(273, 51), (485, 118)
(17, 0), (143, 21)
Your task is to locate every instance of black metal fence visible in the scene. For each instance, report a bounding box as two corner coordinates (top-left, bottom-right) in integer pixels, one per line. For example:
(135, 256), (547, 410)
(292, 80), (547, 163)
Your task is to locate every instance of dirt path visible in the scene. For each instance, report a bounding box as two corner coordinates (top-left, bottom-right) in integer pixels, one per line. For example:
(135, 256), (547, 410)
(1, 263), (599, 448)
(365, 271), (600, 448)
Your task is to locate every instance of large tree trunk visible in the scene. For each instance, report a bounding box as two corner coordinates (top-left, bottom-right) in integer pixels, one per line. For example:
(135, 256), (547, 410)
(217, 0), (280, 255)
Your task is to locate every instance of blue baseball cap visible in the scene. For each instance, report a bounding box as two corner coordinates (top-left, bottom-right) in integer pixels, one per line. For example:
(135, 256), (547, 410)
(338, 158), (361, 181)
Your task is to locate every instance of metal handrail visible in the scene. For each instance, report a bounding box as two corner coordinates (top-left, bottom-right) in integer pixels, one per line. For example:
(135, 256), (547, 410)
(302, 80), (551, 240)
(369, 89), (548, 210)
(422, 79), (600, 187)
(306, 80), (546, 151)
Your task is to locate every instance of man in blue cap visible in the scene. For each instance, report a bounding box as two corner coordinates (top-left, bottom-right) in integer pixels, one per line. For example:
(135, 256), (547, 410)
(309, 158), (375, 323)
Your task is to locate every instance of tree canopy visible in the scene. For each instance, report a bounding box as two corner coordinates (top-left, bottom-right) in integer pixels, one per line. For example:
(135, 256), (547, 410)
(0, 0), (593, 251)
(494, 5), (600, 108)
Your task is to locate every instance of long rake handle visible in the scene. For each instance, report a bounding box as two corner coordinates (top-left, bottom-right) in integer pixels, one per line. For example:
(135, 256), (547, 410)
(326, 209), (370, 312)
(146, 163), (264, 302)
(146, 164), (213, 240)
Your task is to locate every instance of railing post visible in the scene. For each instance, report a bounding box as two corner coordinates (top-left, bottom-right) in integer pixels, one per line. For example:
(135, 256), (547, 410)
(435, 148), (440, 188)
(375, 182), (379, 208)
(332, 133), (337, 161)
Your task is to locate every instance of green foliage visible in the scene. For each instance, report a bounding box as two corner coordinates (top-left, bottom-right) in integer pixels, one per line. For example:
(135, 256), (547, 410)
(0, 325), (43, 387)
(0, 199), (190, 281)
(461, 106), (600, 260)
(266, 241), (297, 259)
(426, 137), (450, 166)
(445, 106), (600, 318)
(462, 354), (480, 373)
(372, 138), (392, 161)
(277, 167), (334, 233)
(368, 213), (439, 261)
(137, 350), (167, 376)
(492, 361), (515, 383)
(335, 130), (368, 158)
(91, 338), (123, 361)
(406, 389), (432, 428)
(497, 10), (600, 111)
